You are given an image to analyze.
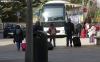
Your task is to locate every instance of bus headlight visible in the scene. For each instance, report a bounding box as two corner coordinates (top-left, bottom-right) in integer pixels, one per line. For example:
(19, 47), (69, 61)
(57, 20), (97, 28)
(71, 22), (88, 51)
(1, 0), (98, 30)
(62, 30), (65, 33)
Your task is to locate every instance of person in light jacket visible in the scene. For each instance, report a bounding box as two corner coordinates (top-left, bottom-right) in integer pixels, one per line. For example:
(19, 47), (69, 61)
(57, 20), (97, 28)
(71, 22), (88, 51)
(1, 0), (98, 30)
(85, 21), (90, 37)
(89, 24), (96, 36)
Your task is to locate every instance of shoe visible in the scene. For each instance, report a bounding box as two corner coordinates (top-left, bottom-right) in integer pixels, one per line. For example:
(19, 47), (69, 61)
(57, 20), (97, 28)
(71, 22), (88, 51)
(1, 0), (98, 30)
(66, 45), (69, 47)
(70, 45), (72, 47)
(54, 46), (56, 47)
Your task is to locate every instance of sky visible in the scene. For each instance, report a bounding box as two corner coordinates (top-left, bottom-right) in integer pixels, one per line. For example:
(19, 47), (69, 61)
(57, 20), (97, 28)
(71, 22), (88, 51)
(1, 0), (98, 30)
(97, 0), (100, 8)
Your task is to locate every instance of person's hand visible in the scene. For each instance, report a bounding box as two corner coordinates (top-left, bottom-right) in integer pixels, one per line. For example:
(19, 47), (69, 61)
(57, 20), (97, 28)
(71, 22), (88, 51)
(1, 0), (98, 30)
(73, 33), (76, 36)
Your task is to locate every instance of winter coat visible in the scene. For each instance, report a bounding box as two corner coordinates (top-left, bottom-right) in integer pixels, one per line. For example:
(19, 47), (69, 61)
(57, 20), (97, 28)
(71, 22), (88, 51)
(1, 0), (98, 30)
(90, 26), (96, 35)
(13, 28), (24, 43)
(65, 22), (75, 35)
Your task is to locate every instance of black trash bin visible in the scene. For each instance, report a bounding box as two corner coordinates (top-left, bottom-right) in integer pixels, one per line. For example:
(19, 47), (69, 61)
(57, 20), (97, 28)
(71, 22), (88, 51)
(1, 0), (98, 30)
(33, 31), (48, 62)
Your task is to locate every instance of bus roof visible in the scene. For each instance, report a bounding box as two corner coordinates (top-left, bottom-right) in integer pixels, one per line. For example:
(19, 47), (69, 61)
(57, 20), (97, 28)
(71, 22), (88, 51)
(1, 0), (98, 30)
(45, 1), (70, 4)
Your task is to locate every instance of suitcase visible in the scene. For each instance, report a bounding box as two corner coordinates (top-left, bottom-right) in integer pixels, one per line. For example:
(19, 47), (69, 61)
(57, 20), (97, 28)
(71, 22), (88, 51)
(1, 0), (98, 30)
(21, 43), (26, 51)
(73, 37), (81, 47)
(48, 42), (53, 50)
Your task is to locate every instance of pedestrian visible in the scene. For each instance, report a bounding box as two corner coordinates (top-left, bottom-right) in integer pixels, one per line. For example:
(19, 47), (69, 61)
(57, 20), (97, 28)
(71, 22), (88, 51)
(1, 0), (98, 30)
(88, 23), (96, 43)
(85, 21), (90, 37)
(47, 23), (57, 47)
(80, 26), (85, 38)
(76, 22), (82, 37)
(13, 25), (24, 51)
(65, 18), (75, 47)
(33, 21), (43, 32)
(90, 23), (96, 36)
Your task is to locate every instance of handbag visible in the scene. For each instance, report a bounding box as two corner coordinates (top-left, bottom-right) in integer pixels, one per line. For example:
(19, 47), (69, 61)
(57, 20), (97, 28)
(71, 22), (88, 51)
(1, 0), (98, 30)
(88, 31), (92, 37)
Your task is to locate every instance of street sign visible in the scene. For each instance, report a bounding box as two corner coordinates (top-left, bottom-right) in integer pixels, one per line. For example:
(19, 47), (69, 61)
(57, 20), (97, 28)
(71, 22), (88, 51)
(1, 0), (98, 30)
(83, 8), (87, 12)
(17, 11), (20, 16)
(35, 10), (39, 15)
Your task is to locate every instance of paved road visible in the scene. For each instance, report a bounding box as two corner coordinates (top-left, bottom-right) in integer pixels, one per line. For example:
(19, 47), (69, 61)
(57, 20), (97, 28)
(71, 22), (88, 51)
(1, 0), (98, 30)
(0, 33), (96, 46)
(0, 33), (100, 62)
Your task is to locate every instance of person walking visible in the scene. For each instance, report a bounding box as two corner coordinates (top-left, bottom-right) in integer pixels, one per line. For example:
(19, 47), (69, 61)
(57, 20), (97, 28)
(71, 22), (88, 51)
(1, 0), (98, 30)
(13, 25), (24, 51)
(47, 23), (57, 47)
(65, 18), (75, 47)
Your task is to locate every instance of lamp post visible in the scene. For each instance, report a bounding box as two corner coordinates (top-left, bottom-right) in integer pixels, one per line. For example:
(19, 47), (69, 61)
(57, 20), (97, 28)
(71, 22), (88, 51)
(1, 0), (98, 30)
(25, 0), (33, 62)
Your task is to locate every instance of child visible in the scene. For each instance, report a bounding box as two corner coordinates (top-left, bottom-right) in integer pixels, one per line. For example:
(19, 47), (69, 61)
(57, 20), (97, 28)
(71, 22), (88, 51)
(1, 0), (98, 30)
(47, 23), (57, 47)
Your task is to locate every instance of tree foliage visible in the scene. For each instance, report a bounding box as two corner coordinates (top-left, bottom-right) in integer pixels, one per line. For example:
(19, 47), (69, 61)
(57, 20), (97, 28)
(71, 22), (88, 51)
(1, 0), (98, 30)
(65, 0), (88, 6)
(0, 0), (48, 22)
(65, 0), (98, 22)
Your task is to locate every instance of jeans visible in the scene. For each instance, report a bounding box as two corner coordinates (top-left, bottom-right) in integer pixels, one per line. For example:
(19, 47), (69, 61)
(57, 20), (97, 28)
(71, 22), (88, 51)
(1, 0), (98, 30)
(50, 37), (56, 47)
(16, 42), (20, 50)
(66, 34), (72, 46)
(86, 30), (89, 37)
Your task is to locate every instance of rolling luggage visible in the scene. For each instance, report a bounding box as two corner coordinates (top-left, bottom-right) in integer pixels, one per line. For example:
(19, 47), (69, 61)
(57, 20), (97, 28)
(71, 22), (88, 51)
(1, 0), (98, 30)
(48, 42), (53, 50)
(73, 37), (81, 47)
(21, 43), (26, 51)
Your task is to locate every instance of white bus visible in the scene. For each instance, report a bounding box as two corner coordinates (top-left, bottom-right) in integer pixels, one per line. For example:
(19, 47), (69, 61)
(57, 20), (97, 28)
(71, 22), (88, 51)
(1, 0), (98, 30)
(38, 1), (69, 36)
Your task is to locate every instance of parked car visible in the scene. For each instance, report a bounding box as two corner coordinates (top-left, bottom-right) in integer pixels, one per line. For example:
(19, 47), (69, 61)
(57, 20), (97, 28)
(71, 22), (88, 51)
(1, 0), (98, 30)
(3, 24), (26, 38)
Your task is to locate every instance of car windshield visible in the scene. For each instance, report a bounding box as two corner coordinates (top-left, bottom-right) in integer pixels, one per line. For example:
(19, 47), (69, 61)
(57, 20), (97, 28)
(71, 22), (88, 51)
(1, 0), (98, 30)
(5, 24), (16, 29)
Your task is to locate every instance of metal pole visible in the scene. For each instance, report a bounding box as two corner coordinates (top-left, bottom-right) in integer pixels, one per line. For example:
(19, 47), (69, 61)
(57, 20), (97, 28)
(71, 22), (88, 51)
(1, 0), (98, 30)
(82, 0), (85, 21)
(25, 0), (33, 62)
(17, 16), (19, 22)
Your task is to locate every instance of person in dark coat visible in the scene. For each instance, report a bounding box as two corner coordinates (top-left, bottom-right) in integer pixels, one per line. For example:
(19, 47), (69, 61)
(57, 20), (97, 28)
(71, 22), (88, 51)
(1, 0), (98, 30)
(33, 21), (43, 31)
(33, 21), (43, 37)
(65, 18), (75, 47)
(13, 25), (24, 51)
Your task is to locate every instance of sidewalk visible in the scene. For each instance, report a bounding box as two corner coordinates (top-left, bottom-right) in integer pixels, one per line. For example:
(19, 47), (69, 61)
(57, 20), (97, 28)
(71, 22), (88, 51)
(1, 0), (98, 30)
(0, 38), (100, 62)
(0, 29), (3, 33)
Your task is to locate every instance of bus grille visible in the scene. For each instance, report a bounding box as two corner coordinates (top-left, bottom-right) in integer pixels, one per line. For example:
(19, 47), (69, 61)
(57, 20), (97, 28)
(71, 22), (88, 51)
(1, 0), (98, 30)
(41, 22), (65, 27)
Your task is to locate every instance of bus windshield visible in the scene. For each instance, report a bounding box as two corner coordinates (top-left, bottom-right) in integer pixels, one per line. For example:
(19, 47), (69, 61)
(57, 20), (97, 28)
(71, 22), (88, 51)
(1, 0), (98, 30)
(42, 7), (65, 22)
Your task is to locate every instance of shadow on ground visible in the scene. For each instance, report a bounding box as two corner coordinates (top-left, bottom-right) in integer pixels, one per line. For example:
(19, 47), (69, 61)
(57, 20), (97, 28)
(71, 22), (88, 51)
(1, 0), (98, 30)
(0, 44), (17, 53)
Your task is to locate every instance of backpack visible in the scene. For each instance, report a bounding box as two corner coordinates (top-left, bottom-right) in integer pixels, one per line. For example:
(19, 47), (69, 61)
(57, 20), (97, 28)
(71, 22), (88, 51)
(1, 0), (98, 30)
(76, 24), (82, 32)
(50, 27), (56, 35)
(16, 29), (21, 35)
(76, 24), (82, 29)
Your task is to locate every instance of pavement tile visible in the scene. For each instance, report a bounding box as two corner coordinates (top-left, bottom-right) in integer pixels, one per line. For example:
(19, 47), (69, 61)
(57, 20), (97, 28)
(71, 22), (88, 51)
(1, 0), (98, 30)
(0, 38), (100, 62)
